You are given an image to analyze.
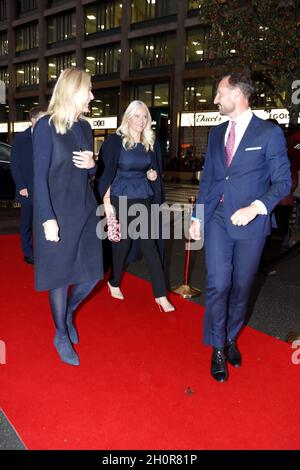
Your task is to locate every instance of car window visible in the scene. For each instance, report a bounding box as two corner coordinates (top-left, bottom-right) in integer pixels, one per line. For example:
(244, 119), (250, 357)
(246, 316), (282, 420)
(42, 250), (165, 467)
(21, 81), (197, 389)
(0, 143), (11, 162)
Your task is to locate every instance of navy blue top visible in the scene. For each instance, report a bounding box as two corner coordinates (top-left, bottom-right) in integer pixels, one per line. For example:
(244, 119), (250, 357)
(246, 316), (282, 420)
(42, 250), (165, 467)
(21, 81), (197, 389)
(34, 119), (95, 222)
(110, 143), (153, 199)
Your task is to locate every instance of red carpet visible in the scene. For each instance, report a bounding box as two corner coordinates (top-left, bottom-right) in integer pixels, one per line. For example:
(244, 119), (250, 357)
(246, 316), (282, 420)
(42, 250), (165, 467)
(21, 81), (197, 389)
(0, 234), (299, 450)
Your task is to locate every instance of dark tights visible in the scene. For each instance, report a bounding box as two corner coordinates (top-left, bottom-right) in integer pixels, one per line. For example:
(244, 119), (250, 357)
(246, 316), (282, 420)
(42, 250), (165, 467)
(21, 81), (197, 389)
(49, 279), (99, 334)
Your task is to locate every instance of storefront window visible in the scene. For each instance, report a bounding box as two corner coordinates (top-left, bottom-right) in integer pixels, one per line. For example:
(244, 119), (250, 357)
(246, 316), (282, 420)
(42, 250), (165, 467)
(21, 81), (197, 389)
(91, 88), (119, 117)
(16, 97), (39, 121)
(47, 11), (76, 44)
(183, 79), (213, 111)
(130, 33), (176, 69)
(85, 44), (121, 76)
(47, 54), (76, 83)
(16, 23), (38, 53)
(252, 81), (285, 109)
(131, 0), (177, 23)
(85, 1), (122, 35)
(130, 82), (169, 107)
(16, 61), (39, 87)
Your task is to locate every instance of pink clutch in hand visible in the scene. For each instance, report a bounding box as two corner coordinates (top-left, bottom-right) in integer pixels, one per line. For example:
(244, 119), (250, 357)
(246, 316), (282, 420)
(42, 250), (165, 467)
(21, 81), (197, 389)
(107, 214), (121, 242)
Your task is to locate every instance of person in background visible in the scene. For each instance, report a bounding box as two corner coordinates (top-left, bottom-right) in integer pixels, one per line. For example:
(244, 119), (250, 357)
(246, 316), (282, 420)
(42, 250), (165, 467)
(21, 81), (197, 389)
(190, 73), (291, 382)
(33, 68), (103, 366)
(98, 100), (175, 312)
(11, 106), (45, 264)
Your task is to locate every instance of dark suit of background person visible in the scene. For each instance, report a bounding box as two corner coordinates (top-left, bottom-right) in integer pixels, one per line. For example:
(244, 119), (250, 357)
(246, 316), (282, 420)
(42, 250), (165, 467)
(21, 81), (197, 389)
(98, 132), (173, 310)
(190, 73), (291, 382)
(10, 107), (44, 264)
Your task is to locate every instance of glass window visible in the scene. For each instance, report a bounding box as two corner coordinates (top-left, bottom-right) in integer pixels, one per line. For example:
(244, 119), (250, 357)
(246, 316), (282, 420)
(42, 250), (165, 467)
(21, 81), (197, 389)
(131, 0), (177, 23)
(130, 33), (176, 69)
(0, 0), (7, 21)
(47, 12), (76, 44)
(186, 27), (210, 62)
(0, 66), (9, 86)
(91, 88), (119, 117)
(252, 80), (285, 109)
(16, 97), (39, 121)
(183, 79), (213, 111)
(188, 0), (205, 10)
(47, 54), (76, 83)
(16, 23), (38, 52)
(85, 1), (122, 35)
(130, 82), (169, 107)
(16, 61), (39, 87)
(16, 0), (37, 15)
(0, 32), (8, 56)
(85, 44), (121, 76)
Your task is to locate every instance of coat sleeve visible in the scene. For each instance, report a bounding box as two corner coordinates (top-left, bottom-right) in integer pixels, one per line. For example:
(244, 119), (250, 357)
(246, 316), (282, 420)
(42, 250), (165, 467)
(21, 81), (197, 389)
(97, 134), (120, 198)
(259, 125), (292, 213)
(10, 134), (26, 191)
(192, 129), (215, 219)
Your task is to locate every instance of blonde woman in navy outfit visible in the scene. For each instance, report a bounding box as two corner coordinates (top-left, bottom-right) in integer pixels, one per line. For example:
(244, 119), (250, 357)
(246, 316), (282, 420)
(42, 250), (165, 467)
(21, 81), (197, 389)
(33, 68), (103, 366)
(99, 100), (174, 312)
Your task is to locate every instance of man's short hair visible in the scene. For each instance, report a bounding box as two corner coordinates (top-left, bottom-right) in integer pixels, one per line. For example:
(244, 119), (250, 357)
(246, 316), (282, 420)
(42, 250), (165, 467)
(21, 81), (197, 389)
(29, 106), (44, 121)
(222, 73), (255, 100)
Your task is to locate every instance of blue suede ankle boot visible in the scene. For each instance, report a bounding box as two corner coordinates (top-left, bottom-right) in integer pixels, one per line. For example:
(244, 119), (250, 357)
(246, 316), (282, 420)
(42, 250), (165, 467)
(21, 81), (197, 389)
(54, 331), (79, 366)
(66, 307), (79, 344)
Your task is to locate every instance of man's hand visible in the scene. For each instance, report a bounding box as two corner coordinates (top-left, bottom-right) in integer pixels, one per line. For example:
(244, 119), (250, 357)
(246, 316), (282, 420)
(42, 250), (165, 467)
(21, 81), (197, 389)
(19, 188), (29, 197)
(189, 219), (201, 240)
(72, 150), (95, 169)
(42, 219), (60, 242)
(230, 204), (259, 226)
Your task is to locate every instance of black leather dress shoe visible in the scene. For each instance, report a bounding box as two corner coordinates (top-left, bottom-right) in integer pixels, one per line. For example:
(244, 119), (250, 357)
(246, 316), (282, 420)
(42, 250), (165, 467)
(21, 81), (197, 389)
(24, 255), (34, 265)
(211, 348), (228, 382)
(225, 339), (241, 367)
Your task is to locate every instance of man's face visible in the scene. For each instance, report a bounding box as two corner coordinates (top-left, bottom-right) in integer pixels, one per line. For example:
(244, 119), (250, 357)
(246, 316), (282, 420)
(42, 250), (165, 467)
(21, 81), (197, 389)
(214, 77), (237, 116)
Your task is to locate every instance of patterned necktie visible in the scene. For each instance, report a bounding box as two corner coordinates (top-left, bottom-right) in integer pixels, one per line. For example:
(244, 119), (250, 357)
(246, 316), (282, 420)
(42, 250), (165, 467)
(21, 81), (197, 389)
(225, 121), (236, 167)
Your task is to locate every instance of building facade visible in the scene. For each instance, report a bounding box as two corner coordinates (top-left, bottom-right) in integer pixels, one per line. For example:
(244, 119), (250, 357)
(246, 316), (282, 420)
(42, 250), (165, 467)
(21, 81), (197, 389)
(0, 0), (285, 165)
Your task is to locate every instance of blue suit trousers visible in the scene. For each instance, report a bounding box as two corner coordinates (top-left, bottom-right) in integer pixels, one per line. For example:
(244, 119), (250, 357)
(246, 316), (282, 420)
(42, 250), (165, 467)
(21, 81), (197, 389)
(203, 203), (266, 348)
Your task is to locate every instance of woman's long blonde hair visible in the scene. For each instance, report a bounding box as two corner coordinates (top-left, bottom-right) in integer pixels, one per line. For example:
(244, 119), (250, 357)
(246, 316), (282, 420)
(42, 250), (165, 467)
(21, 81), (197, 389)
(116, 100), (155, 152)
(47, 67), (91, 134)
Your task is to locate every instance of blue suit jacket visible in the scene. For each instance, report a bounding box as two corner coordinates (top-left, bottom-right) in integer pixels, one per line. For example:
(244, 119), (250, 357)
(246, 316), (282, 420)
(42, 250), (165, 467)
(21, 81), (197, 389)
(11, 127), (33, 205)
(193, 115), (291, 239)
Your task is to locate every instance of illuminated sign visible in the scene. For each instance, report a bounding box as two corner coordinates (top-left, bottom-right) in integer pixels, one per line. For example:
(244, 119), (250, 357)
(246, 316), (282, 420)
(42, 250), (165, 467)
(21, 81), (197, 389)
(85, 116), (118, 130)
(180, 109), (295, 127)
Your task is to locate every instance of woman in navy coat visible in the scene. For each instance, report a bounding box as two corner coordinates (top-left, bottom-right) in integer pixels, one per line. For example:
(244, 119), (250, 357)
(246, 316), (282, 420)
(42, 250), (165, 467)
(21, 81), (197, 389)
(98, 100), (174, 312)
(33, 68), (103, 366)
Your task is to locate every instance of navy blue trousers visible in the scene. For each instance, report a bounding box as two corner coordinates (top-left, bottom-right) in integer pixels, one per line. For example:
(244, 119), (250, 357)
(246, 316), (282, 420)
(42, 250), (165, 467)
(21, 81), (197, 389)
(20, 204), (33, 257)
(203, 203), (266, 348)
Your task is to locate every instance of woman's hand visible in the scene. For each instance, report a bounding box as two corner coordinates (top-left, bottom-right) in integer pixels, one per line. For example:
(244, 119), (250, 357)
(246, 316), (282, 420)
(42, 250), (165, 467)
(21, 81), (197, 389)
(72, 150), (95, 169)
(103, 198), (115, 218)
(42, 219), (60, 242)
(146, 168), (157, 181)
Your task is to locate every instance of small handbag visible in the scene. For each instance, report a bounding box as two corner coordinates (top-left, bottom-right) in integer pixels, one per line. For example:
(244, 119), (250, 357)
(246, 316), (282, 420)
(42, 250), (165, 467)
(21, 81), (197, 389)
(107, 214), (121, 242)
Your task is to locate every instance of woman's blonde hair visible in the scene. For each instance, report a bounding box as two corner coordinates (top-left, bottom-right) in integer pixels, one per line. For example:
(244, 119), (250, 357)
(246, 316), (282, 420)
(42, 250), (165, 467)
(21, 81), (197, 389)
(47, 67), (91, 134)
(116, 100), (155, 152)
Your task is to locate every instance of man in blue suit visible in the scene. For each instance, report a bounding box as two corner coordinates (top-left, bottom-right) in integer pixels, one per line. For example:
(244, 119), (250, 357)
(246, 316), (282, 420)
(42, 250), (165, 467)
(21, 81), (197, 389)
(190, 73), (291, 382)
(11, 106), (44, 264)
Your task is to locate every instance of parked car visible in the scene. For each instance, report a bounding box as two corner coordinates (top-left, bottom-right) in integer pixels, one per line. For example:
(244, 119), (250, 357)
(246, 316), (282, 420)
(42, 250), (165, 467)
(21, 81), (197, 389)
(0, 142), (15, 200)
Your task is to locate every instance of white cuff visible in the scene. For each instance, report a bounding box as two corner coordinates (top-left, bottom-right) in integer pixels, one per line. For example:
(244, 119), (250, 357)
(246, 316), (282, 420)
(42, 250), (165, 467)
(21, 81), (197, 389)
(251, 200), (267, 215)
